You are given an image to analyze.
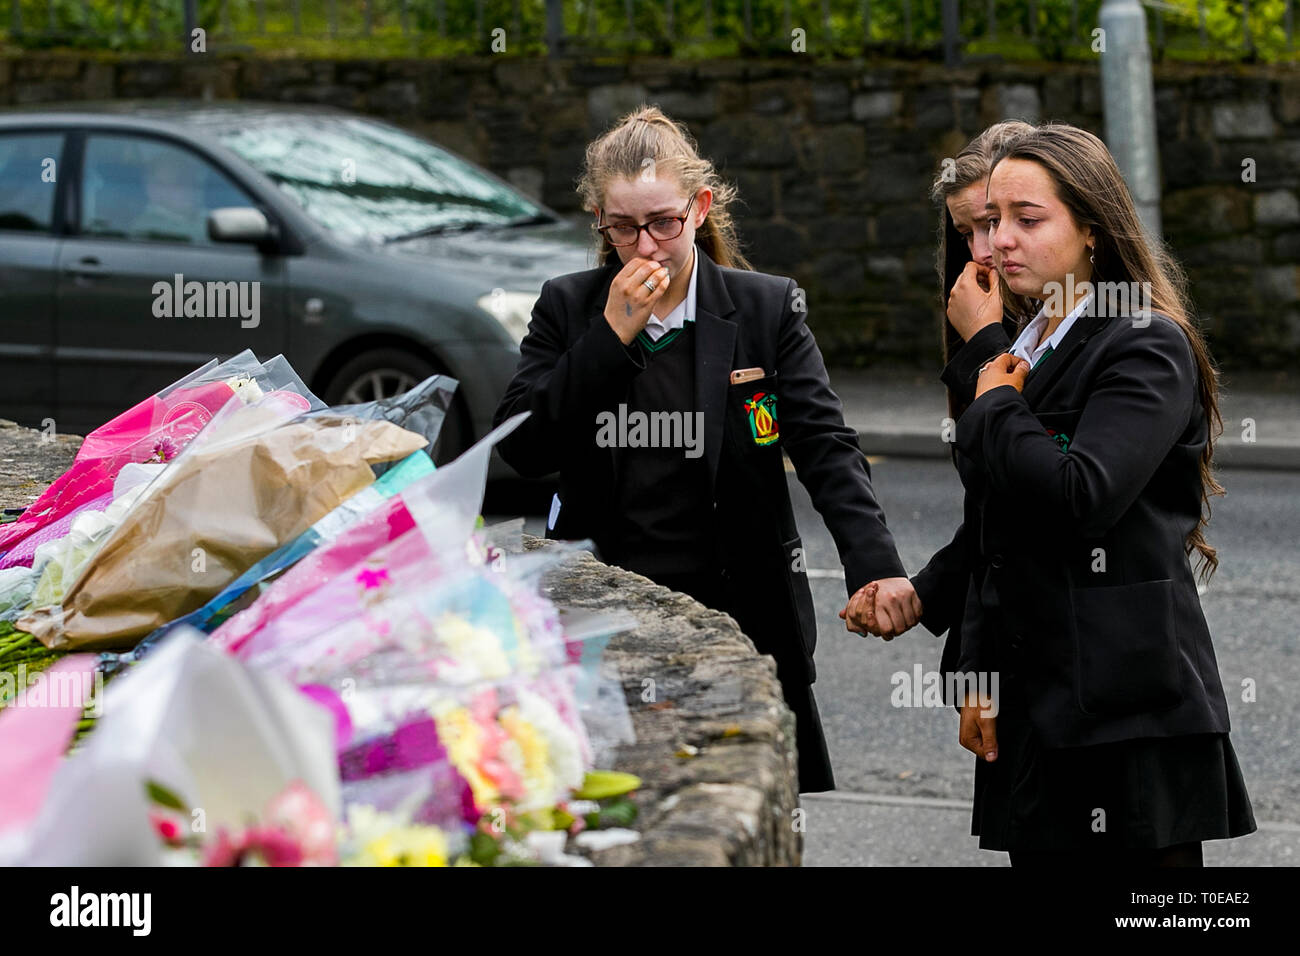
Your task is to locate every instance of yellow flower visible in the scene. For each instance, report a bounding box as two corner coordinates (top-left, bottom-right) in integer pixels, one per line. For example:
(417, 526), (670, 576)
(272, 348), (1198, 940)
(499, 705), (554, 807)
(433, 703), (498, 809)
(360, 829), (447, 867)
(342, 806), (450, 867)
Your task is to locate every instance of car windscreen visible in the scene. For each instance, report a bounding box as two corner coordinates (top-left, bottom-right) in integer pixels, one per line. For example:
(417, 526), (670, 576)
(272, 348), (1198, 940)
(210, 115), (548, 243)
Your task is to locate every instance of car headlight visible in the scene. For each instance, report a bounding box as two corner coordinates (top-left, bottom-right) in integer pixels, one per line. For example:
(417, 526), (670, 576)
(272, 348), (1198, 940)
(477, 289), (538, 346)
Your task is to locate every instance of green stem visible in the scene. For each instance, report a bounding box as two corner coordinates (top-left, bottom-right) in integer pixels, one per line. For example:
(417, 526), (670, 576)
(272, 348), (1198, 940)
(0, 639), (40, 660)
(0, 634), (36, 657)
(3, 654), (59, 670)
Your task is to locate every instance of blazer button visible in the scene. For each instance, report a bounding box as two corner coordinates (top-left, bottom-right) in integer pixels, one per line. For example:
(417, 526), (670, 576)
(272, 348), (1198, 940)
(990, 554), (1005, 569)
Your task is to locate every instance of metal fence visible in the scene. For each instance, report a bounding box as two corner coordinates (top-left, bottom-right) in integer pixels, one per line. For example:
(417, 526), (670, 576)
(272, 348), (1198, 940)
(4, 0), (1295, 61)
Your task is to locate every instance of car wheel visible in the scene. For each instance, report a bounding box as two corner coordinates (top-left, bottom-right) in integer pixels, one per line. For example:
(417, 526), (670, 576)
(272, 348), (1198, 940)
(323, 348), (469, 466)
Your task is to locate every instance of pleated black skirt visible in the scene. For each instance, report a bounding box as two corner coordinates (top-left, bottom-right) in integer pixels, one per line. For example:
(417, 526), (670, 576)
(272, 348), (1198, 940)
(971, 679), (1257, 852)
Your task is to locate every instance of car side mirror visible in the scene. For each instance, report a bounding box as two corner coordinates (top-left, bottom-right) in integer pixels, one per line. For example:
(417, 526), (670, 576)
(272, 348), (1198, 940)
(208, 206), (274, 245)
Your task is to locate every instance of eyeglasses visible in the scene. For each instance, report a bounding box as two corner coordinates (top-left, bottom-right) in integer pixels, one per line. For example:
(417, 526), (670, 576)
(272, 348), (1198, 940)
(597, 195), (696, 247)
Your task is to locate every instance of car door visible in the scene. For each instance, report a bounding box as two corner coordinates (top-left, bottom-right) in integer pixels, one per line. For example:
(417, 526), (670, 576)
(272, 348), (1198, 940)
(54, 129), (288, 431)
(0, 128), (65, 428)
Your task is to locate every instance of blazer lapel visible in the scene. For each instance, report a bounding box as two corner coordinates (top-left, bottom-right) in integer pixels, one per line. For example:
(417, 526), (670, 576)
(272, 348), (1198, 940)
(1022, 308), (1112, 408)
(691, 246), (738, 492)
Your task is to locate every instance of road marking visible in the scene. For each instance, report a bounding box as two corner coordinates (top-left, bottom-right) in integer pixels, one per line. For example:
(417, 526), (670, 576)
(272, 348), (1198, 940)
(800, 790), (972, 811)
(800, 789), (1300, 831)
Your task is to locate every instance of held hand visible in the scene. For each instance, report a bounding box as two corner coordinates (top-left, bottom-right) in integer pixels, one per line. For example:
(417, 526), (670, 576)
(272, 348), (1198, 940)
(959, 698), (998, 762)
(946, 261), (1003, 342)
(974, 352), (1030, 400)
(840, 581), (879, 638)
(604, 257), (671, 346)
(839, 578), (923, 640)
(871, 577), (922, 638)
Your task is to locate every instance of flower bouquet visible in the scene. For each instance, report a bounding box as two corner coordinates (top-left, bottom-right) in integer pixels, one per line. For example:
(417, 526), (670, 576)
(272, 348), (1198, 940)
(17, 389), (428, 651)
(0, 351), (318, 569)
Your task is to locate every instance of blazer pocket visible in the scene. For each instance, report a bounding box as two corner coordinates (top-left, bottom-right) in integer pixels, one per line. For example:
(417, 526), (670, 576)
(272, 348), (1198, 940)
(1034, 407), (1083, 455)
(781, 533), (818, 661)
(1069, 579), (1183, 717)
(727, 374), (782, 453)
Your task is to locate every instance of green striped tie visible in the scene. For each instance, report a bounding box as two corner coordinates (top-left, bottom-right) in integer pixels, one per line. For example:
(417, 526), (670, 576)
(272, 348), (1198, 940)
(1031, 345), (1054, 371)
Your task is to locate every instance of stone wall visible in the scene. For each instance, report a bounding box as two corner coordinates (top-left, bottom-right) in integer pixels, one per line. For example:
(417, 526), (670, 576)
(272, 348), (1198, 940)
(526, 535), (801, 866)
(4, 52), (1296, 368)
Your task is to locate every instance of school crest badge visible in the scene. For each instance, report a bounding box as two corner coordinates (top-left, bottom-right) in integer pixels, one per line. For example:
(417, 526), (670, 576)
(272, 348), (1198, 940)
(744, 391), (779, 446)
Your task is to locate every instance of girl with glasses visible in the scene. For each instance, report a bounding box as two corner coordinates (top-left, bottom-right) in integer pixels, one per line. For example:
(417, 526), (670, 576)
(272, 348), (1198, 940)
(493, 105), (916, 794)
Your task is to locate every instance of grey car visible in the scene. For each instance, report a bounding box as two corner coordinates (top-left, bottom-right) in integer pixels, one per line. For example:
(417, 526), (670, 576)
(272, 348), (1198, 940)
(0, 100), (593, 465)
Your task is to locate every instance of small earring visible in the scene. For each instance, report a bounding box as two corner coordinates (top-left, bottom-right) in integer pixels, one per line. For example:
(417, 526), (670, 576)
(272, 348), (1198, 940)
(1089, 250), (1095, 265)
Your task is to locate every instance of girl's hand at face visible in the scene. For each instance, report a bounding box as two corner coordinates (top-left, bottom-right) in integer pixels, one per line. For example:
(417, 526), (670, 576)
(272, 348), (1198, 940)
(946, 260), (1004, 342)
(974, 352), (1030, 400)
(604, 257), (671, 345)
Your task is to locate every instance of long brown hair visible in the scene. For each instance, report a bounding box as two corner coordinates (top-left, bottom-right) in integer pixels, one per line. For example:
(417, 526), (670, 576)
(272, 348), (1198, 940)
(989, 123), (1225, 581)
(930, 121), (1037, 422)
(575, 105), (752, 270)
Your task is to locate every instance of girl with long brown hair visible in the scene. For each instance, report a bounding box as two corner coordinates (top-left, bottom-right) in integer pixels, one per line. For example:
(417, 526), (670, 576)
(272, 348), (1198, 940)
(849, 120), (1257, 864)
(934, 121), (1254, 865)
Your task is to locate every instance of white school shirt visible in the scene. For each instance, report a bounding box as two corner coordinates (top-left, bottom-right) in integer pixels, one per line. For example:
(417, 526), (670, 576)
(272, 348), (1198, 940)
(642, 244), (698, 343)
(1009, 291), (1094, 369)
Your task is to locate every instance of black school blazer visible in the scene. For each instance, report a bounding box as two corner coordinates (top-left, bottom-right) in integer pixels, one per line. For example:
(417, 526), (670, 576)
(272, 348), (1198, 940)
(929, 308), (1232, 747)
(910, 318), (1019, 715)
(912, 317), (1021, 645)
(492, 243), (906, 683)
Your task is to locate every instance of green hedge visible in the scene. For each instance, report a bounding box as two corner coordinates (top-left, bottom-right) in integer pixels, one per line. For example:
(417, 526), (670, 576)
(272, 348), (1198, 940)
(1, 1), (1294, 63)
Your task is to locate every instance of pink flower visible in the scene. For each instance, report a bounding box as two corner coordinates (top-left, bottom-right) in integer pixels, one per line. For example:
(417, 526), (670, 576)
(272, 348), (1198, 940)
(467, 690), (525, 802)
(200, 782), (337, 867)
(200, 831), (242, 867)
(356, 567), (390, 590)
(148, 437), (179, 463)
(266, 781), (338, 866)
(202, 826), (305, 867)
(149, 810), (185, 847)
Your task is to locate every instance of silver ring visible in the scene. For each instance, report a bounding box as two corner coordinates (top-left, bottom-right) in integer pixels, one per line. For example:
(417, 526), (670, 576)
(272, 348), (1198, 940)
(642, 278), (657, 292)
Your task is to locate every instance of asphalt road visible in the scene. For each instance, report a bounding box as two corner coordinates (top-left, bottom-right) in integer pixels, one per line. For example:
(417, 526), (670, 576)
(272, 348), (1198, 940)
(487, 454), (1300, 866)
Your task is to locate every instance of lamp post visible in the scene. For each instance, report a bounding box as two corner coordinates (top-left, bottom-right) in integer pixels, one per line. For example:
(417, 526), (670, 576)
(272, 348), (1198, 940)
(1099, 0), (1164, 239)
